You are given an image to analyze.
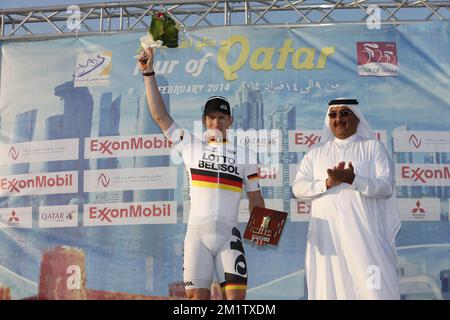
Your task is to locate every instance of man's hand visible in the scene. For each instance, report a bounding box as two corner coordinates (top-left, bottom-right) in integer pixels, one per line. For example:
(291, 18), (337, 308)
(137, 47), (154, 73)
(326, 161), (355, 188)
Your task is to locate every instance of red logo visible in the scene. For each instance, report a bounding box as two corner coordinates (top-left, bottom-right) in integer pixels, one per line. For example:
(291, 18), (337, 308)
(357, 42), (398, 65)
(409, 134), (422, 149)
(8, 210), (19, 223)
(98, 173), (110, 188)
(295, 133), (321, 148)
(9, 146), (19, 160)
(411, 201), (426, 219)
(296, 202), (311, 215)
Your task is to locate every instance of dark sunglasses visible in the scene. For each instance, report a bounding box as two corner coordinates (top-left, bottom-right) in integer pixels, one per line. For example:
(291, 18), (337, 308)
(328, 110), (353, 119)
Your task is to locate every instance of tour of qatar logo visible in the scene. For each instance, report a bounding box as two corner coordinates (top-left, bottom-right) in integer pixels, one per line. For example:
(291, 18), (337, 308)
(8, 146), (19, 161)
(356, 42), (398, 77)
(74, 51), (112, 87)
(98, 173), (110, 188)
(409, 134), (422, 149)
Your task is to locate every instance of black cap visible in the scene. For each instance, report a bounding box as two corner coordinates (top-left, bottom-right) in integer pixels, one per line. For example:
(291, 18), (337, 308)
(203, 96), (231, 116)
(328, 98), (359, 106)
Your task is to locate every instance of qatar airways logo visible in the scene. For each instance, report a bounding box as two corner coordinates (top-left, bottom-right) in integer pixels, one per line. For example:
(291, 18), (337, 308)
(86, 135), (172, 158)
(409, 134), (422, 149)
(0, 173), (75, 195)
(397, 165), (450, 185)
(9, 146), (19, 160)
(84, 201), (176, 226)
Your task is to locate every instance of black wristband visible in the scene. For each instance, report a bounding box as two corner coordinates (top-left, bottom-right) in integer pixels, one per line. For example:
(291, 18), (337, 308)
(142, 71), (155, 77)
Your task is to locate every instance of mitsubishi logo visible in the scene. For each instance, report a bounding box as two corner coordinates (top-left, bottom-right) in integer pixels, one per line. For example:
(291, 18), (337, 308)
(409, 134), (422, 149)
(411, 201), (425, 214)
(9, 146), (19, 160)
(8, 210), (19, 222)
(98, 173), (110, 188)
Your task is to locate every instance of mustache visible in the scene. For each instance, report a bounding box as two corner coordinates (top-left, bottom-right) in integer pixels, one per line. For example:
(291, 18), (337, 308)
(333, 120), (347, 126)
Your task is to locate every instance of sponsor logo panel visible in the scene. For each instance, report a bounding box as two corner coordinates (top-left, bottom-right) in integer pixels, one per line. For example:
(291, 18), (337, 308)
(84, 167), (177, 192)
(85, 134), (172, 158)
(397, 198), (440, 221)
(289, 130), (387, 152)
(356, 42), (398, 77)
(39, 205), (79, 228)
(258, 165), (283, 187)
(0, 207), (32, 228)
(290, 199), (311, 222)
(84, 201), (177, 226)
(74, 51), (112, 87)
(395, 164), (450, 186)
(393, 130), (450, 152)
(0, 171), (78, 197)
(1, 139), (79, 165)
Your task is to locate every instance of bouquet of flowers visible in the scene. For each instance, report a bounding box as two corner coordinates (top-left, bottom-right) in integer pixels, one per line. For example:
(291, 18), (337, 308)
(140, 11), (179, 49)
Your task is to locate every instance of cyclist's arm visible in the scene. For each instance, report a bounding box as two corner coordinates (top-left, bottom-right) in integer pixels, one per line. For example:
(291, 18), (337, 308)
(247, 190), (265, 214)
(138, 48), (173, 131)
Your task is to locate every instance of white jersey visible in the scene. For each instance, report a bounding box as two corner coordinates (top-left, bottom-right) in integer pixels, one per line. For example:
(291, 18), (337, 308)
(164, 121), (261, 226)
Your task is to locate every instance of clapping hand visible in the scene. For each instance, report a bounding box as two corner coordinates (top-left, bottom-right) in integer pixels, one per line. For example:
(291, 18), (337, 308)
(326, 161), (355, 189)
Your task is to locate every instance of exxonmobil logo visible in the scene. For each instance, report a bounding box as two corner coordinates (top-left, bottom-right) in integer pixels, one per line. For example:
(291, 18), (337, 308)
(88, 203), (172, 223)
(89, 136), (172, 155)
(294, 132), (321, 148)
(1, 173), (74, 194)
(295, 201), (311, 215)
(400, 165), (450, 183)
(258, 167), (277, 180)
(9, 146), (19, 160)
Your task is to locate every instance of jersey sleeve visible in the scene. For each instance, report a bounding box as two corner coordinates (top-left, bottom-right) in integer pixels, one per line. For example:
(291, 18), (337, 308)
(244, 162), (261, 193)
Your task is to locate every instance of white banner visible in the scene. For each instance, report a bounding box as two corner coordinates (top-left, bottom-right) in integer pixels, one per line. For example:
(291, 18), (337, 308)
(84, 201), (177, 226)
(0, 207), (32, 228)
(393, 130), (450, 152)
(288, 130), (322, 152)
(0, 171), (78, 197)
(39, 205), (79, 228)
(235, 129), (282, 154)
(397, 198), (441, 221)
(85, 134), (172, 159)
(0, 139), (79, 165)
(290, 199), (311, 222)
(395, 164), (450, 186)
(258, 165), (283, 187)
(84, 167), (177, 192)
(288, 130), (387, 152)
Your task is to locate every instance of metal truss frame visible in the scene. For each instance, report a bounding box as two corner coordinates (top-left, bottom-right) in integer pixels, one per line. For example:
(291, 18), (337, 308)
(0, 0), (449, 41)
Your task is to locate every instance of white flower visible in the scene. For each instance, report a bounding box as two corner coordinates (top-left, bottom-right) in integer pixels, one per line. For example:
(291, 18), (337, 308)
(140, 35), (163, 49)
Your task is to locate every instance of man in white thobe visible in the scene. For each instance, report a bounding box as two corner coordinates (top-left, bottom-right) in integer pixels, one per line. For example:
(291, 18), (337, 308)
(292, 98), (401, 300)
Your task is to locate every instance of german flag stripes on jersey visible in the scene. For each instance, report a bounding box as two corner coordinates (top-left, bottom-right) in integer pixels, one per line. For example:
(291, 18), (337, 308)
(191, 168), (243, 193)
